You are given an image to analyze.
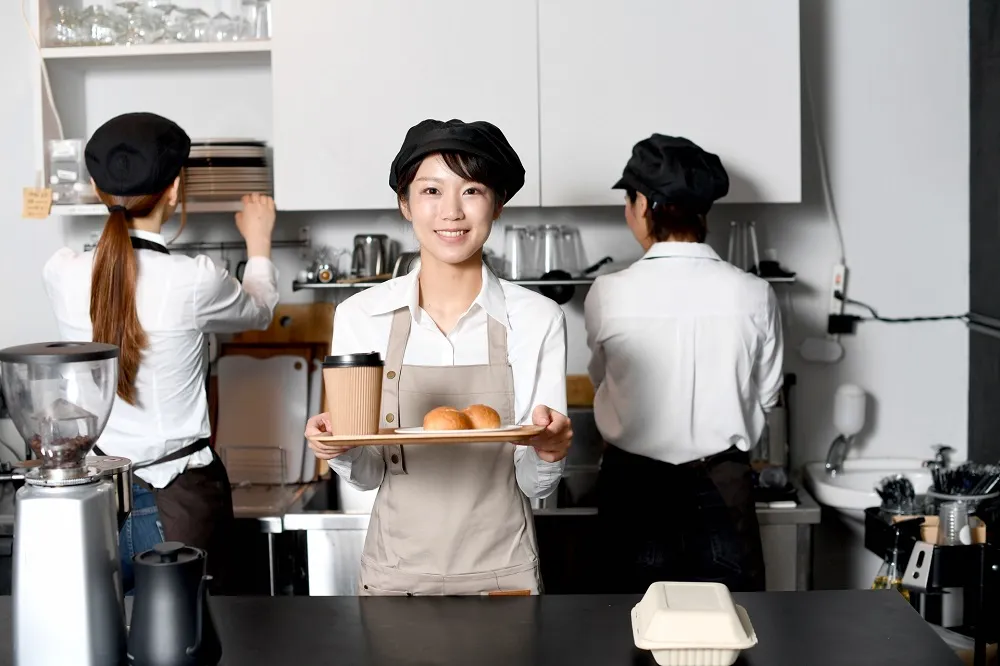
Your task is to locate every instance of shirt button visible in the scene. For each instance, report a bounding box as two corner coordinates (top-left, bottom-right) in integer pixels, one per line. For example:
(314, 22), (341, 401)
(387, 370), (396, 379)
(386, 413), (395, 423)
(391, 454), (400, 464)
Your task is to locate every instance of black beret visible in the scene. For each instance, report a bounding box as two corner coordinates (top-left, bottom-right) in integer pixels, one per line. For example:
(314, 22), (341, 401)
(612, 134), (729, 213)
(389, 119), (525, 203)
(85, 112), (191, 197)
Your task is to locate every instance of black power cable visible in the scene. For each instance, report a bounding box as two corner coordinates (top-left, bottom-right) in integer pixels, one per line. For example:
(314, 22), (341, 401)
(834, 291), (968, 324)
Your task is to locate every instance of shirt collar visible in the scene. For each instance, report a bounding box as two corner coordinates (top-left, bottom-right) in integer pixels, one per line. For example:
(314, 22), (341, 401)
(128, 228), (167, 247)
(365, 262), (511, 329)
(642, 242), (722, 262)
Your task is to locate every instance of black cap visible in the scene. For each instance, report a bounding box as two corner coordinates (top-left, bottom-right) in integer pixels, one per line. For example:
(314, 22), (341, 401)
(85, 112), (191, 197)
(389, 119), (525, 203)
(323, 353), (384, 368)
(612, 135), (729, 214)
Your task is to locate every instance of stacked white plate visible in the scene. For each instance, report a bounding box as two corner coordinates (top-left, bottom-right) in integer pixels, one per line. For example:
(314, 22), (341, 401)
(185, 139), (272, 201)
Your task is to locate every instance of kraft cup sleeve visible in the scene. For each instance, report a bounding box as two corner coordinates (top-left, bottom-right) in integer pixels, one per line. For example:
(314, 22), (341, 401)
(323, 366), (383, 436)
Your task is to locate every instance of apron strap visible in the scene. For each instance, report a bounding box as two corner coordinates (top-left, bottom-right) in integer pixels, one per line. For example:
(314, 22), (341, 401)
(92, 438), (211, 491)
(486, 317), (508, 367)
(383, 308), (412, 475)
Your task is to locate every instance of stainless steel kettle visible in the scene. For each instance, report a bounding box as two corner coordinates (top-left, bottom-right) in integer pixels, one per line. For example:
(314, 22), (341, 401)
(127, 542), (221, 666)
(352, 234), (391, 278)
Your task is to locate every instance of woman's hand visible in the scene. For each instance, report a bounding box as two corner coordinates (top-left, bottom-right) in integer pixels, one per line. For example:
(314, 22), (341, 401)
(235, 193), (276, 258)
(525, 405), (573, 463)
(305, 412), (356, 460)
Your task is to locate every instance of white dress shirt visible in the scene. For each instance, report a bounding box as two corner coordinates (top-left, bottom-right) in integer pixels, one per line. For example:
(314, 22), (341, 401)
(585, 242), (783, 465)
(329, 264), (567, 499)
(42, 229), (279, 488)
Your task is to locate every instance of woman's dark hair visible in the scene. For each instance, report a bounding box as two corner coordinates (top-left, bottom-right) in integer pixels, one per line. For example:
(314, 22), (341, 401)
(625, 188), (707, 243)
(90, 175), (186, 405)
(395, 152), (507, 205)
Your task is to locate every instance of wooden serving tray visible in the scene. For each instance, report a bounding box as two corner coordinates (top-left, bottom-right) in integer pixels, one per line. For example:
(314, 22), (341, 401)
(308, 425), (544, 446)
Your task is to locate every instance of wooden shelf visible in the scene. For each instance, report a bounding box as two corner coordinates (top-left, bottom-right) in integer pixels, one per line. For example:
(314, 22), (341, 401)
(51, 201), (243, 217)
(40, 41), (271, 61)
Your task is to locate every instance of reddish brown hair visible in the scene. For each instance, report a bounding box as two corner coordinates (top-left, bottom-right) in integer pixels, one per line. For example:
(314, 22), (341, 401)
(91, 176), (186, 405)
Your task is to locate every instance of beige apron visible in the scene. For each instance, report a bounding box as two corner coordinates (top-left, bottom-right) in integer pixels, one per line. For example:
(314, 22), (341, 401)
(358, 308), (541, 596)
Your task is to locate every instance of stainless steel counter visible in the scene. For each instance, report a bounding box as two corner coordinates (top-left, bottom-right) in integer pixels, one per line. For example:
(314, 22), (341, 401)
(757, 483), (821, 526)
(232, 483), (317, 533)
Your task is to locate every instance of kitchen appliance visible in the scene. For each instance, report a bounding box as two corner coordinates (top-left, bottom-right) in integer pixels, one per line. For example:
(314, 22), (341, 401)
(352, 234), (391, 278)
(0, 341), (132, 666)
(392, 252), (421, 278)
(539, 256), (612, 305)
(128, 542), (222, 666)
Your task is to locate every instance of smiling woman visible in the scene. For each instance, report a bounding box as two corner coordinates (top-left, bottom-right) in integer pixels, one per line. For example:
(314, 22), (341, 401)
(396, 152), (501, 270)
(304, 118), (573, 597)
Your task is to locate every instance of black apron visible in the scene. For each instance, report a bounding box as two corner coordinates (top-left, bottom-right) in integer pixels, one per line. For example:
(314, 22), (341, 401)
(94, 235), (235, 593)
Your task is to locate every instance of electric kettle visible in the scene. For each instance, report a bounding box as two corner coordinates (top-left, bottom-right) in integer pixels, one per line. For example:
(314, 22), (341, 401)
(351, 234), (391, 278)
(127, 542), (221, 666)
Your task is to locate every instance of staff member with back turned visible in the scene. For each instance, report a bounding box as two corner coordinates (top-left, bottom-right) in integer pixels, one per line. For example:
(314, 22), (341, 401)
(586, 134), (783, 593)
(42, 112), (280, 593)
(306, 119), (572, 596)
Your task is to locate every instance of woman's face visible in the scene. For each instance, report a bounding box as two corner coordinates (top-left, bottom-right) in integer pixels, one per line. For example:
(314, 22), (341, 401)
(400, 154), (500, 266)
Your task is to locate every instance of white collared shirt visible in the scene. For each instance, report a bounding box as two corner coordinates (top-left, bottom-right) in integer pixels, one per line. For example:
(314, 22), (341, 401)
(329, 264), (567, 499)
(42, 229), (279, 488)
(585, 242), (783, 465)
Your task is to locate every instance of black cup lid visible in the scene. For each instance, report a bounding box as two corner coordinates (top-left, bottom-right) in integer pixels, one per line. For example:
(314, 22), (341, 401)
(323, 352), (384, 368)
(0, 342), (118, 365)
(135, 541), (204, 566)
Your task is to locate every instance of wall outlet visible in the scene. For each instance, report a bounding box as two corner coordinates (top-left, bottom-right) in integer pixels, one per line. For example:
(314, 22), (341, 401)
(829, 263), (848, 315)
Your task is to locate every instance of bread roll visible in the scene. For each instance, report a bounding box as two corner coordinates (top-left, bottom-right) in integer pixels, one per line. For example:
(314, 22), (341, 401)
(462, 404), (502, 430)
(423, 406), (473, 431)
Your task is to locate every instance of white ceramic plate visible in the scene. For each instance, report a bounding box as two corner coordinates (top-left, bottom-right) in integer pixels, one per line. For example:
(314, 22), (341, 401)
(394, 425), (522, 435)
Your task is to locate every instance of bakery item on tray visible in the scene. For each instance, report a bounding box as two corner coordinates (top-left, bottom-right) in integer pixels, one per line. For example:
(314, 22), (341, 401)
(462, 404), (502, 430)
(422, 406), (473, 431)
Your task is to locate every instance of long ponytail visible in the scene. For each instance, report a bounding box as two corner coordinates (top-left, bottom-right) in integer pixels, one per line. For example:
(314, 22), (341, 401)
(90, 190), (164, 405)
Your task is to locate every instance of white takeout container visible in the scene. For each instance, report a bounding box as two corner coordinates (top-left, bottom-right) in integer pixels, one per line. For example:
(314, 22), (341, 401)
(631, 582), (758, 666)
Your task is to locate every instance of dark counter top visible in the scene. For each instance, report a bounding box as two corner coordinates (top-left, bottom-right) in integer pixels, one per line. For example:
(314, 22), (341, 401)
(0, 591), (960, 665)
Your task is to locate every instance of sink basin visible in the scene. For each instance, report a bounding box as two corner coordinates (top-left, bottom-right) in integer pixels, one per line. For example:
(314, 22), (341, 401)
(804, 458), (932, 524)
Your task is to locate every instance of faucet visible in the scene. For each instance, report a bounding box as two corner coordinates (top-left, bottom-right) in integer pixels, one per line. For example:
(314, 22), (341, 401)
(922, 444), (954, 471)
(824, 434), (855, 476)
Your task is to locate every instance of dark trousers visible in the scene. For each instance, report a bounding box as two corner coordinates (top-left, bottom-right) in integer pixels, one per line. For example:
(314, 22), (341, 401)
(145, 451), (235, 595)
(597, 444), (765, 593)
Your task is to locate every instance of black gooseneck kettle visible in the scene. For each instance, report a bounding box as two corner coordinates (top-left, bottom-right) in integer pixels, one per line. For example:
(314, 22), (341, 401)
(128, 542), (222, 666)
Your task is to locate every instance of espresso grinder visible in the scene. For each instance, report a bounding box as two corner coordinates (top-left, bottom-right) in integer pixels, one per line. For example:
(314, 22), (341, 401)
(0, 342), (134, 666)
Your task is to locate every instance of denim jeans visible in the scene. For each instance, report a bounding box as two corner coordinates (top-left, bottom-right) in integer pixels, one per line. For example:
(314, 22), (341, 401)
(119, 482), (164, 594)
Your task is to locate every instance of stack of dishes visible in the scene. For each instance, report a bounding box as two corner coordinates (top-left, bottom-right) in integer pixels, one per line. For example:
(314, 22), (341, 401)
(185, 139), (272, 201)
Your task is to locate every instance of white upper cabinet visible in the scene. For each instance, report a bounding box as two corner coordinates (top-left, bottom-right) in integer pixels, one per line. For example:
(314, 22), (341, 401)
(537, 0), (801, 206)
(271, 0), (541, 211)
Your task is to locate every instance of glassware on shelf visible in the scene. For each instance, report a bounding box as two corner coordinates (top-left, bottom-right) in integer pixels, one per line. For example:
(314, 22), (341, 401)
(209, 12), (239, 42)
(45, 2), (273, 48)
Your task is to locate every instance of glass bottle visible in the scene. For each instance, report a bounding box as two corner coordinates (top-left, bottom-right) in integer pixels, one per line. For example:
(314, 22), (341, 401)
(872, 527), (910, 602)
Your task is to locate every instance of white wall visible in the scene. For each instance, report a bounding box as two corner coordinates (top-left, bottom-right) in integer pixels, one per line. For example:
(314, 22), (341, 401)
(0, 0), (969, 586)
(0, 1), (59, 346)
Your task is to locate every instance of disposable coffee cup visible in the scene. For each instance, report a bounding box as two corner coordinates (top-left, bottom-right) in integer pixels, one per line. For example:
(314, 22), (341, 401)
(323, 352), (385, 436)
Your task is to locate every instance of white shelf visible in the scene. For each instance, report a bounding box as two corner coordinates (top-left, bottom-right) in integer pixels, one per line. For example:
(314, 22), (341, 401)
(51, 201), (242, 217)
(40, 41), (271, 61)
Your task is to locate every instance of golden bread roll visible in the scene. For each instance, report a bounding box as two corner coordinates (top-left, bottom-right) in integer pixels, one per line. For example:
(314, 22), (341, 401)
(423, 406), (473, 431)
(462, 404), (502, 430)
